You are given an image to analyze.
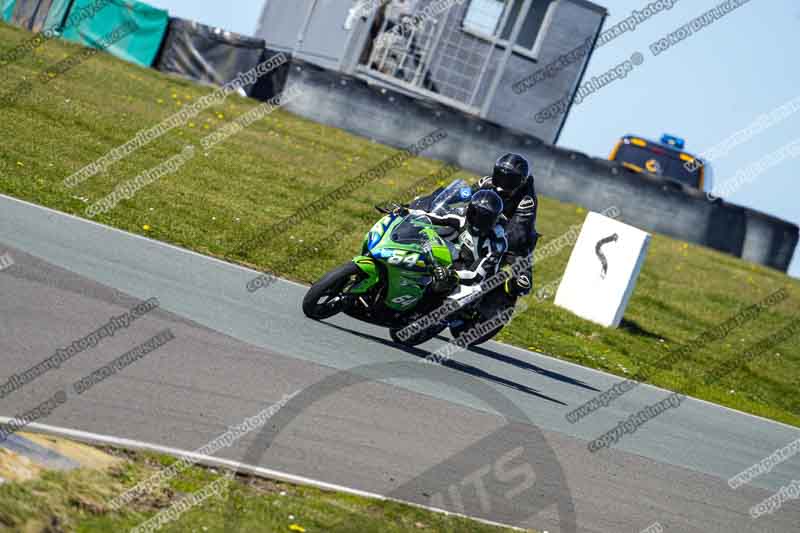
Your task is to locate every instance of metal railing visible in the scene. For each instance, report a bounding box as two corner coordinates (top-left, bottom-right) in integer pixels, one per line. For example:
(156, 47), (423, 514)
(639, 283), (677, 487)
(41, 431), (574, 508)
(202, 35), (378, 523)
(359, 0), (499, 114)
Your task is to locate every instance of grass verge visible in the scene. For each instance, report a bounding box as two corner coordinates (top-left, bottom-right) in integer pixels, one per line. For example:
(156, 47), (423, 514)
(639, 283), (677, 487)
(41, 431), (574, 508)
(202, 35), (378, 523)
(0, 444), (528, 532)
(0, 21), (798, 426)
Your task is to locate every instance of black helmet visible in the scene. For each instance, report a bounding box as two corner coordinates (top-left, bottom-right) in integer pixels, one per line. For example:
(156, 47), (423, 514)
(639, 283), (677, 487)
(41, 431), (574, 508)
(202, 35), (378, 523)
(492, 153), (530, 199)
(466, 190), (504, 237)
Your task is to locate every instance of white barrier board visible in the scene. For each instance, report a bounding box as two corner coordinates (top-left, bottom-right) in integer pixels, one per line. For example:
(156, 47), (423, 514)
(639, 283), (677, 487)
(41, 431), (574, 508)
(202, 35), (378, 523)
(554, 212), (651, 328)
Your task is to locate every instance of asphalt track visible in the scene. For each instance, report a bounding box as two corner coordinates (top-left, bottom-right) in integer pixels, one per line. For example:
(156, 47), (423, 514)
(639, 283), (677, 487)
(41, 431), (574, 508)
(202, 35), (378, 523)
(0, 193), (798, 532)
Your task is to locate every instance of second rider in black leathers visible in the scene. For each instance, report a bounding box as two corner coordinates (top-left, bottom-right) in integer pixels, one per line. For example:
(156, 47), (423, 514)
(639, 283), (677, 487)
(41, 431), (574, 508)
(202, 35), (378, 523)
(474, 153), (539, 298)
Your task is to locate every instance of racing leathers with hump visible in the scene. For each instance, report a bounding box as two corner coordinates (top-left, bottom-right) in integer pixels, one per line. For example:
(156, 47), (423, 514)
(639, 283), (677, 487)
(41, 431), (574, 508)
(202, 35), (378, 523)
(475, 153), (539, 298)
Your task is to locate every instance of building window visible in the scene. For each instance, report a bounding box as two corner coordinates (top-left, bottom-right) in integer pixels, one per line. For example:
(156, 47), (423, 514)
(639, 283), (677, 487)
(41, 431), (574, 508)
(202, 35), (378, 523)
(462, 0), (555, 55)
(462, 0), (506, 37)
(502, 0), (554, 50)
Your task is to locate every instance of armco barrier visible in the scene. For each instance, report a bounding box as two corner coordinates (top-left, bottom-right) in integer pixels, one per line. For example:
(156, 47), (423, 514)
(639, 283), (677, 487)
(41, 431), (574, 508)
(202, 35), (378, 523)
(275, 60), (797, 272)
(155, 18), (268, 97)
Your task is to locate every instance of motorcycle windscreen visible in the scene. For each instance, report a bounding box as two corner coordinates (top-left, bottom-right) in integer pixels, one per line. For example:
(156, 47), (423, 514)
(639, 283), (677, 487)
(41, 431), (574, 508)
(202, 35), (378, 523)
(391, 215), (432, 244)
(431, 179), (472, 215)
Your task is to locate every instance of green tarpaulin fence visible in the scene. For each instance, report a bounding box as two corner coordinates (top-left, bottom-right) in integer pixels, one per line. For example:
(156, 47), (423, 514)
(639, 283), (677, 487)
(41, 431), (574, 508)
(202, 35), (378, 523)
(61, 0), (168, 67)
(2, 0), (16, 22)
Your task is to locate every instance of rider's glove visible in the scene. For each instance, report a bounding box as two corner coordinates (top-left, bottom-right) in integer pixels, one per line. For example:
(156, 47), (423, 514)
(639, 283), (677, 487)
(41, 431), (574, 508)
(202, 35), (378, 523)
(431, 265), (456, 293)
(432, 265), (447, 287)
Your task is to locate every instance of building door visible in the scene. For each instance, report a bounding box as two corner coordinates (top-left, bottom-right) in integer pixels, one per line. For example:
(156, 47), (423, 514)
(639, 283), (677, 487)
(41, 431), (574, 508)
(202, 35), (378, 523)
(257, 0), (353, 70)
(298, 0), (354, 69)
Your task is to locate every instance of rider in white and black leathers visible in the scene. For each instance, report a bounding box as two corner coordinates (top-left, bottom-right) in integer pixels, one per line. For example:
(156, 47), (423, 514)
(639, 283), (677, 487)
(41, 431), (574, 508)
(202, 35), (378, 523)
(408, 189), (507, 294)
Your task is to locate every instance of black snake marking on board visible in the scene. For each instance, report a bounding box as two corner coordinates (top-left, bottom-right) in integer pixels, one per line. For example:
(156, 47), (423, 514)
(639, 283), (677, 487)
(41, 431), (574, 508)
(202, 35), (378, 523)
(595, 233), (619, 279)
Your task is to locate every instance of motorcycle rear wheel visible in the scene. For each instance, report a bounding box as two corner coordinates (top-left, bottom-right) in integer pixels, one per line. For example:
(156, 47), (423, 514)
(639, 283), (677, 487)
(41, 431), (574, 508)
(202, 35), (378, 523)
(303, 262), (363, 320)
(389, 321), (447, 347)
(449, 294), (517, 348)
(449, 320), (504, 348)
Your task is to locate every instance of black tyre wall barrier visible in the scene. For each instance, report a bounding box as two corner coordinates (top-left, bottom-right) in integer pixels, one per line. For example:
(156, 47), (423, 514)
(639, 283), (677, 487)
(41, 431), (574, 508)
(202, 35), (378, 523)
(248, 47), (291, 102)
(155, 17), (267, 96)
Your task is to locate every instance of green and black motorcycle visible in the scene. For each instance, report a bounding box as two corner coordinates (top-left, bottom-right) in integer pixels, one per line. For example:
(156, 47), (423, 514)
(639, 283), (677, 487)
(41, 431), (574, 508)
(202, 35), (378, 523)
(302, 180), (515, 347)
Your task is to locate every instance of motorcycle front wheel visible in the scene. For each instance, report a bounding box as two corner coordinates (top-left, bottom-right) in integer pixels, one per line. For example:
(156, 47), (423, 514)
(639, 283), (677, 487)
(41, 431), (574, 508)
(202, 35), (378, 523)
(302, 262), (363, 320)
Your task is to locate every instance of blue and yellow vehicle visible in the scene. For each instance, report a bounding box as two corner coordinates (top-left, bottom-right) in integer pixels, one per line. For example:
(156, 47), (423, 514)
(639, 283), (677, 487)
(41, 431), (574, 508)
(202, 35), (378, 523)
(610, 134), (713, 192)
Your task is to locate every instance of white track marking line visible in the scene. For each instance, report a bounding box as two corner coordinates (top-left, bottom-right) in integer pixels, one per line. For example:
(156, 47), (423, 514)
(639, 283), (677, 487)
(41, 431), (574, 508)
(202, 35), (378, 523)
(0, 418), (527, 532)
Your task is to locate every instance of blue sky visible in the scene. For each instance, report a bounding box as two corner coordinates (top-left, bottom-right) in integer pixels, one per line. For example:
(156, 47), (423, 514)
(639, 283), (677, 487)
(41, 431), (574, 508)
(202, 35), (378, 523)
(146, 0), (799, 278)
